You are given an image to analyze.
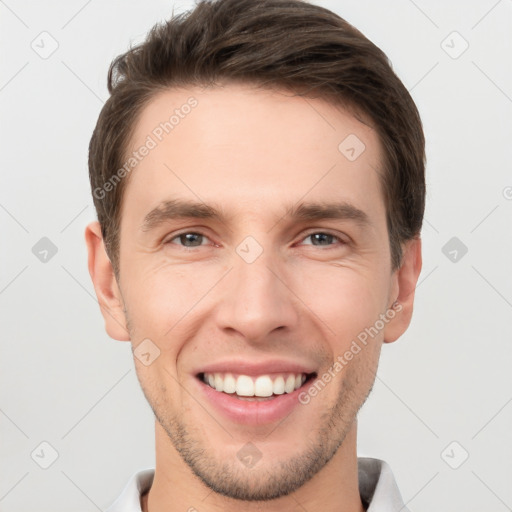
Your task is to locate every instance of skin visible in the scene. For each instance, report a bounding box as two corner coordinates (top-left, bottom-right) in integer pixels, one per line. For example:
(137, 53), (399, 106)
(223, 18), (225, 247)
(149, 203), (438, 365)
(86, 83), (422, 512)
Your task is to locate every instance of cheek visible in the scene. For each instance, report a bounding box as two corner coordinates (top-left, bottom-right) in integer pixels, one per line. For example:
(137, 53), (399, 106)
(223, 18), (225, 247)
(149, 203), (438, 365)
(293, 264), (386, 345)
(122, 251), (390, 353)
(124, 261), (213, 327)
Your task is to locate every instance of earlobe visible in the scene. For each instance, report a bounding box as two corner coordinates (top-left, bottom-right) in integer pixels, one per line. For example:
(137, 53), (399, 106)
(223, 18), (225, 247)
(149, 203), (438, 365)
(85, 221), (130, 341)
(383, 237), (422, 344)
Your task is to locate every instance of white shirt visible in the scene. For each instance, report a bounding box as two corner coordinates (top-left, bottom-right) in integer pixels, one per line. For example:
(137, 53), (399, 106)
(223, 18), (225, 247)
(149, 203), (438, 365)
(106, 457), (409, 512)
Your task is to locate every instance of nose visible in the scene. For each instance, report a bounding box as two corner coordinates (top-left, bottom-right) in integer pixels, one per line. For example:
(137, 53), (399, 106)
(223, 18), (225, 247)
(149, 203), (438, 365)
(214, 246), (300, 344)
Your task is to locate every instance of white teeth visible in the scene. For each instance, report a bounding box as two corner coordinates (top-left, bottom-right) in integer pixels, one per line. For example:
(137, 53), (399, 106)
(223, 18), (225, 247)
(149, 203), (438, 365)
(203, 372), (308, 397)
(284, 374), (296, 393)
(254, 376), (273, 397)
(214, 373), (224, 392)
(236, 375), (254, 396)
(273, 376), (285, 395)
(223, 373), (236, 394)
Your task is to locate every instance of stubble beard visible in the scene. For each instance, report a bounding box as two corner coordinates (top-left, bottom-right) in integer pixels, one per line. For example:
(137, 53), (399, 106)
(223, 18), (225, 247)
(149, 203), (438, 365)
(138, 360), (377, 502)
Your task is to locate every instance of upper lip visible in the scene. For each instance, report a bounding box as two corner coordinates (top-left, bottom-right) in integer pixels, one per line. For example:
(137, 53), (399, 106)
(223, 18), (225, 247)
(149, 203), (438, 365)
(194, 359), (317, 377)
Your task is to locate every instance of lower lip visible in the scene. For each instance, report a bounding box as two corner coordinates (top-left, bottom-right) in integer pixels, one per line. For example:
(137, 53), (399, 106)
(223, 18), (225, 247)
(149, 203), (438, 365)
(196, 377), (310, 425)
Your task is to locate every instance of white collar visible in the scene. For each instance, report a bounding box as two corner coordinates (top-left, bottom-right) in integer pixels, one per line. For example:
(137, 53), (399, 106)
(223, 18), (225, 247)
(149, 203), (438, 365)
(358, 458), (409, 511)
(106, 457), (408, 512)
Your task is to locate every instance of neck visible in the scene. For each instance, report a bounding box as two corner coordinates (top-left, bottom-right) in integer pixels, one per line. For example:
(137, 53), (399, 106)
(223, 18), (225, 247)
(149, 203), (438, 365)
(141, 421), (364, 512)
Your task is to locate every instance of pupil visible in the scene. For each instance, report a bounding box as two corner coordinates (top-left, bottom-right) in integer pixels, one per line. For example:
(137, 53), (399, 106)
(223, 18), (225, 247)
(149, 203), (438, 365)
(312, 233), (332, 245)
(182, 233), (202, 246)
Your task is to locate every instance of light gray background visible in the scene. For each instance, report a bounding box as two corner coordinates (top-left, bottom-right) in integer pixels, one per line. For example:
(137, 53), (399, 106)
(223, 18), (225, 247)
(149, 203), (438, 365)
(1, 0), (511, 511)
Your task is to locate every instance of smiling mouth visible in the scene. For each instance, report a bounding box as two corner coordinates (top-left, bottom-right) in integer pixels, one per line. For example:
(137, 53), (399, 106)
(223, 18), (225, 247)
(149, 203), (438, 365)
(197, 372), (317, 401)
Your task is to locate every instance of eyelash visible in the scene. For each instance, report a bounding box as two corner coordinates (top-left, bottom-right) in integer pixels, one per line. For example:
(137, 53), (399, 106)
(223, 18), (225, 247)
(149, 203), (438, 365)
(164, 230), (347, 250)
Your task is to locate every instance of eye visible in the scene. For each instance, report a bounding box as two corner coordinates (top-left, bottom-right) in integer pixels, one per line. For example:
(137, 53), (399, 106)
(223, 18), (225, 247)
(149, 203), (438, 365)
(164, 230), (345, 250)
(299, 232), (345, 247)
(167, 232), (210, 248)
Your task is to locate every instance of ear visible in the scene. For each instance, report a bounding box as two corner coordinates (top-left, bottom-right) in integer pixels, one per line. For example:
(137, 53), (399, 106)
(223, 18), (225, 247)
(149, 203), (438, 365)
(383, 237), (422, 344)
(85, 221), (130, 341)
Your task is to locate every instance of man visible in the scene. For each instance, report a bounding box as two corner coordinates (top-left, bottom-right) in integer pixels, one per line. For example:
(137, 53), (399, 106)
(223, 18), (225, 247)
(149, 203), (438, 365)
(86, 0), (425, 510)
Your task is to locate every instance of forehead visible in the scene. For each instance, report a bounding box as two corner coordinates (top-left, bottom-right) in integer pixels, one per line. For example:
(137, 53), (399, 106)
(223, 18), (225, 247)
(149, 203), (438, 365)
(122, 83), (386, 225)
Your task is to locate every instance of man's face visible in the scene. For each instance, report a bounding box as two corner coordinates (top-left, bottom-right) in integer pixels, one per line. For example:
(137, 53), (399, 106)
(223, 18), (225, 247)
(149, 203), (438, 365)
(111, 83), (404, 499)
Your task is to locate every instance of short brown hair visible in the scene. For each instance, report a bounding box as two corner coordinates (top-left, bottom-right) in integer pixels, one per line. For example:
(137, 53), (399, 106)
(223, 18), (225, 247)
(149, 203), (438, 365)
(89, 0), (425, 274)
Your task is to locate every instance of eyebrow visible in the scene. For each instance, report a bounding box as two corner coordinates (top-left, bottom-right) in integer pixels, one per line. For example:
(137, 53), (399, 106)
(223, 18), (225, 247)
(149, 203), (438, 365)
(141, 198), (371, 232)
